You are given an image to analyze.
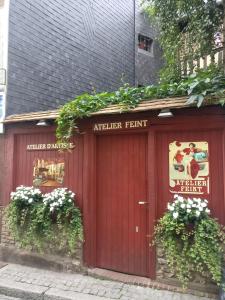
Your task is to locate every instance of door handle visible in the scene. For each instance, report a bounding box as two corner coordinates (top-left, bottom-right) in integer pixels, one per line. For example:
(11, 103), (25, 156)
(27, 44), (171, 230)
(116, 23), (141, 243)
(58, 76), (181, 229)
(138, 201), (149, 205)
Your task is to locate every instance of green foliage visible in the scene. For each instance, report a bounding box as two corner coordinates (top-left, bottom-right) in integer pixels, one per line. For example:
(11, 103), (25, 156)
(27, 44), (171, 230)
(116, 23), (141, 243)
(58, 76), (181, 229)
(154, 195), (225, 288)
(6, 186), (83, 256)
(182, 66), (225, 107)
(56, 67), (225, 143)
(143, 0), (224, 82)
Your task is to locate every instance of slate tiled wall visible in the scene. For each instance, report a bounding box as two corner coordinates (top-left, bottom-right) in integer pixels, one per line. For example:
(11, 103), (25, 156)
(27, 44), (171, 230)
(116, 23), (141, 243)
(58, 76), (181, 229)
(6, 0), (136, 115)
(6, 0), (163, 115)
(135, 4), (164, 86)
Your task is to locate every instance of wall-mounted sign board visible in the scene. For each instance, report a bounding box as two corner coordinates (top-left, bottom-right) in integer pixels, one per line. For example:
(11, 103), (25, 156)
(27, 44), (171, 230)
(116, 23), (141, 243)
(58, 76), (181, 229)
(27, 143), (75, 151)
(93, 119), (148, 131)
(169, 141), (209, 195)
(33, 158), (64, 187)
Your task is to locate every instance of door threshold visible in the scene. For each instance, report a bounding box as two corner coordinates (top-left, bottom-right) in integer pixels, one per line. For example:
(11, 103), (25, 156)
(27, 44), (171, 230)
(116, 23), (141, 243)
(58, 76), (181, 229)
(87, 268), (217, 298)
(88, 267), (153, 286)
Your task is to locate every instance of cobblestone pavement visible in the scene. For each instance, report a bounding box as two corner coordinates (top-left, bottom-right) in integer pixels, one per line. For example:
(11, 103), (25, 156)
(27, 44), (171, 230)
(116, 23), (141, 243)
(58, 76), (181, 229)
(0, 296), (21, 300)
(0, 264), (214, 300)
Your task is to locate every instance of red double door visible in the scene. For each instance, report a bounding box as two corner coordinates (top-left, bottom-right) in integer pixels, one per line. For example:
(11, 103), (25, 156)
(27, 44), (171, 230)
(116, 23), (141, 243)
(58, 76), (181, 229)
(96, 133), (149, 277)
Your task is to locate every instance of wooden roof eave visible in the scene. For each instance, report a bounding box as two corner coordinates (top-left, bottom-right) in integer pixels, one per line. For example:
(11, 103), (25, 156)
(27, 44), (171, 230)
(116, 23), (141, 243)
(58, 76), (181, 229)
(2, 96), (221, 124)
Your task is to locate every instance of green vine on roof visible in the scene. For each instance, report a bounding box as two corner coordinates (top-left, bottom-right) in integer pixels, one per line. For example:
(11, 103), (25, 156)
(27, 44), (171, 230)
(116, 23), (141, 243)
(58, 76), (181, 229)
(56, 66), (225, 143)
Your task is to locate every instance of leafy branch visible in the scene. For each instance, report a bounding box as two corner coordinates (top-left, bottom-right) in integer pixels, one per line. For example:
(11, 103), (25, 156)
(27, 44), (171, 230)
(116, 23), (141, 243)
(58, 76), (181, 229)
(142, 0), (224, 81)
(56, 67), (225, 143)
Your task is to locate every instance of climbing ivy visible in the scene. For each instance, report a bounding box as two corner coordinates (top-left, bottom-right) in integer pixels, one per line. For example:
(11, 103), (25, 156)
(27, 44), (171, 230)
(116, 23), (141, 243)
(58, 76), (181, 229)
(142, 0), (224, 82)
(56, 66), (225, 143)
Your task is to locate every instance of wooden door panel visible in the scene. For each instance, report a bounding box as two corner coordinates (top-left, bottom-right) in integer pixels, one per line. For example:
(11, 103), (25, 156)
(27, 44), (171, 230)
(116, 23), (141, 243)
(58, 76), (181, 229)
(96, 134), (148, 276)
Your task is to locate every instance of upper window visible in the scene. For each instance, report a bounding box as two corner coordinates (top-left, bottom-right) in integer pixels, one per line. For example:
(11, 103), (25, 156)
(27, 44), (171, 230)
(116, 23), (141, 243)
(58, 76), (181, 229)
(138, 34), (153, 52)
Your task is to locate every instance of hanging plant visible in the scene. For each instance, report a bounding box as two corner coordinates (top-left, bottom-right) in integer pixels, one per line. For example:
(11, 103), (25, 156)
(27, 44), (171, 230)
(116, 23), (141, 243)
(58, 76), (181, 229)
(153, 195), (225, 288)
(56, 67), (225, 144)
(6, 186), (83, 256)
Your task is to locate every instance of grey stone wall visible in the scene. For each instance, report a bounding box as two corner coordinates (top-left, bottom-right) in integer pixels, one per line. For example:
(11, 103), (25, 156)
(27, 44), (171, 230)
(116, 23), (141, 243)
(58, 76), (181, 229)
(156, 247), (218, 295)
(135, 3), (164, 85)
(6, 0), (136, 115)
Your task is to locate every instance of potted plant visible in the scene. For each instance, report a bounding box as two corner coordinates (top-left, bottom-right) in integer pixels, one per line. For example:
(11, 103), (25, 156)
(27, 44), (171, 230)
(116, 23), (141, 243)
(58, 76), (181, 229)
(153, 194), (225, 288)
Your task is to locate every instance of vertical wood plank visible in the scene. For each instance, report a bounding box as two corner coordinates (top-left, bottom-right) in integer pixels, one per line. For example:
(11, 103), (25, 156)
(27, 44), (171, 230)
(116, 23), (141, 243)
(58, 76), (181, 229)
(3, 133), (15, 206)
(148, 129), (156, 279)
(83, 132), (96, 267)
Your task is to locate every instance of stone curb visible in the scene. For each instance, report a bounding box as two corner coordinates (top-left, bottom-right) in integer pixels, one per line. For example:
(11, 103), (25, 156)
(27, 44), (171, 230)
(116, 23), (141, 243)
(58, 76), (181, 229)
(0, 279), (47, 299)
(44, 288), (109, 300)
(0, 279), (108, 300)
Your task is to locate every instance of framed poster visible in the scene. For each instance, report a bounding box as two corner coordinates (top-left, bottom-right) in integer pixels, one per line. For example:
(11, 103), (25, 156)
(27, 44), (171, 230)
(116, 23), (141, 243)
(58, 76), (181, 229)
(33, 158), (65, 187)
(169, 141), (209, 195)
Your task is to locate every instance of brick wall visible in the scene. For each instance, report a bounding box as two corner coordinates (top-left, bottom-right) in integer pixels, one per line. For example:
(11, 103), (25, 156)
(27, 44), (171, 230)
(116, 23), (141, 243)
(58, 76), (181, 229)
(6, 0), (136, 115)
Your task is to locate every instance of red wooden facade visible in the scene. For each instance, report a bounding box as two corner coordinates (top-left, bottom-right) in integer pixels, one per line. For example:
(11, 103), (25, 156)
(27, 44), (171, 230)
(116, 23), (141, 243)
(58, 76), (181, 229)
(2, 105), (225, 279)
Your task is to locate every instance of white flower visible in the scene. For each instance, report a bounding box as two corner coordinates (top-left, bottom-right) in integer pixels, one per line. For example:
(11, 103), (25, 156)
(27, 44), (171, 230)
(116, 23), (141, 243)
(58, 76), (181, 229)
(28, 199), (33, 204)
(181, 203), (186, 209)
(198, 206), (203, 212)
(201, 202), (207, 208)
(205, 208), (210, 214)
(178, 196), (184, 202)
(173, 212), (179, 219)
(186, 204), (191, 209)
(169, 205), (175, 211)
(187, 209), (191, 213)
(187, 198), (193, 205)
(196, 211), (200, 217)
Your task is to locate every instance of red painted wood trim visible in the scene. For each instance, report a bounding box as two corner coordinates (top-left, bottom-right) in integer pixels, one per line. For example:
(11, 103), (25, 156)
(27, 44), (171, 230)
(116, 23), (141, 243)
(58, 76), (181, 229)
(222, 128), (225, 223)
(3, 133), (15, 206)
(147, 130), (156, 279)
(83, 132), (97, 267)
